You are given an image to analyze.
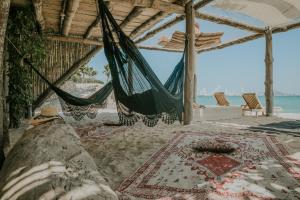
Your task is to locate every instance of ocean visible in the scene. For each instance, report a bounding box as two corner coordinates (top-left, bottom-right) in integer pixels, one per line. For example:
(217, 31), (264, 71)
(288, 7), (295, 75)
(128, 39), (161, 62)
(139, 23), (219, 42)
(197, 96), (300, 114)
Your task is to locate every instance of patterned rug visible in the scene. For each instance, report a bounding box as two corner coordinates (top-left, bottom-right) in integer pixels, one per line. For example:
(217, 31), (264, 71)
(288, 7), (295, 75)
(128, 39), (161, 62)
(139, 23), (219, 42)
(72, 122), (124, 142)
(117, 131), (300, 200)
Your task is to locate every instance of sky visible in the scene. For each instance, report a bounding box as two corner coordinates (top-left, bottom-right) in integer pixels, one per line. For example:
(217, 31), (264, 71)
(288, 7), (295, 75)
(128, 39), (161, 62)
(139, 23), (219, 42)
(88, 13), (300, 96)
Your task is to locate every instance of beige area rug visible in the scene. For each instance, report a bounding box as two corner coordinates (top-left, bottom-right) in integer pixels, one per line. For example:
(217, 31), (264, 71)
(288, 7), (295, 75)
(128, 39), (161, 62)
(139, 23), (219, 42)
(117, 131), (300, 200)
(71, 122), (125, 142)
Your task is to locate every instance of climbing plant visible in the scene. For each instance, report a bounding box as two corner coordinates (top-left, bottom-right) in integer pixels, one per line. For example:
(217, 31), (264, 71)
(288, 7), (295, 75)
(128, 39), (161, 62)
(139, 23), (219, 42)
(6, 6), (46, 128)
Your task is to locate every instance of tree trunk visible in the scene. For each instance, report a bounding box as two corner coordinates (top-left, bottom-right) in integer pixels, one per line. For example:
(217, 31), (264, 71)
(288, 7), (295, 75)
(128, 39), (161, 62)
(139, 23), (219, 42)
(0, 0), (10, 169)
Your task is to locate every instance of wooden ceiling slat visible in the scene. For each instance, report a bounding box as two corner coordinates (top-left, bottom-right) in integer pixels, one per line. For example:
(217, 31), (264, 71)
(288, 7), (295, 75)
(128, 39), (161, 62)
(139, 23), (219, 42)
(44, 0), (61, 7)
(43, 9), (60, 15)
(72, 14), (97, 22)
(77, 3), (98, 12)
(130, 11), (170, 38)
(45, 18), (60, 24)
(43, 12), (60, 20)
(79, 0), (96, 6)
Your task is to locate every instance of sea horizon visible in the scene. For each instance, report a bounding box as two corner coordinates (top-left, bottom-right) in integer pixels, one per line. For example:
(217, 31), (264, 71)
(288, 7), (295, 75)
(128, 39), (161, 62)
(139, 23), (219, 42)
(197, 95), (300, 114)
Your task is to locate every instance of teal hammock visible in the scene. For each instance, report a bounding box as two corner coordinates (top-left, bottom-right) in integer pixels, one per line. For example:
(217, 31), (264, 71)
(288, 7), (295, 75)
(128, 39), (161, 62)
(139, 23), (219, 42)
(13, 51), (113, 120)
(6, 0), (186, 126)
(98, 0), (185, 126)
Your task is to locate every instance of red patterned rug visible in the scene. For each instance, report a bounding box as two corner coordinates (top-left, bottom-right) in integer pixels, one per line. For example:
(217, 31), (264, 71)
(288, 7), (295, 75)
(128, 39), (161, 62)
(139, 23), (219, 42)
(117, 131), (300, 200)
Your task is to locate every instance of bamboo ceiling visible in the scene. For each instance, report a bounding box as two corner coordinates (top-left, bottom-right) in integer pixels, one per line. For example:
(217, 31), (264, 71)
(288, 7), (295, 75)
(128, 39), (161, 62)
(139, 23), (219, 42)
(15, 0), (300, 52)
(37, 0), (188, 41)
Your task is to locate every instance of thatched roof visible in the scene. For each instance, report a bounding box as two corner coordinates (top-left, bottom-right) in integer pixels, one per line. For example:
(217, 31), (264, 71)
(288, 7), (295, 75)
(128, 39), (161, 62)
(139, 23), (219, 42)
(159, 30), (223, 50)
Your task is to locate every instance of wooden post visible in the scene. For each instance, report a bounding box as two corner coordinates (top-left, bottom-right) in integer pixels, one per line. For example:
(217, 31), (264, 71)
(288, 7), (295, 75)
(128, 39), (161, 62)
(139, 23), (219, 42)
(62, 0), (81, 36)
(193, 74), (197, 103)
(184, 0), (196, 125)
(0, 0), (10, 168)
(32, 0), (45, 30)
(264, 28), (274, 116)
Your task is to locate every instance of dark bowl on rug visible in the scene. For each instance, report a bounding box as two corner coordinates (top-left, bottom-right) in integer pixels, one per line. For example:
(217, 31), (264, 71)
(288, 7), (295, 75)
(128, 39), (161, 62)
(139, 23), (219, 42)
(192, 140), (236, 154)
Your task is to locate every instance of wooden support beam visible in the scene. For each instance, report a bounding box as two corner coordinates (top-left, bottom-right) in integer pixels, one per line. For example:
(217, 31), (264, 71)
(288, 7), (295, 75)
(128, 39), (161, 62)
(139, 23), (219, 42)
(197, 33), (263, 53)
(194, 0), (214, 10)
(32, 0), (45, 30)
(130, 11), (169, 39)
(84, 16), (101, 39)
(137, 45), (183, 52)
(197, 21), (300, 54)
(60, 0), (67, 33)
(184, 0), (196, 125)
(33, 46), (102, 110)
(272, 22), (300, 34)
(264, 28), (273, 116)
(47, 35), (102, 46)
(84, 0), (107, 39)
(195, 12), (264, 33)
(108, 0), (184, 14)
(62, 0), (81, 36)
(0, 0), (10, 169)
(120, 7), (144, 29)
(135, 15), (185, 44)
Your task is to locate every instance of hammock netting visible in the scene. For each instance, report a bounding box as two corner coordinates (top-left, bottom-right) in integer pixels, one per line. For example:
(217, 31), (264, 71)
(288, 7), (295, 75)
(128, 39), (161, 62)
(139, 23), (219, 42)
(57, 86), (110, 121)
(11, 0), (185, 126)
(98, 0), (185, 126)
(21, 57), (113, 120)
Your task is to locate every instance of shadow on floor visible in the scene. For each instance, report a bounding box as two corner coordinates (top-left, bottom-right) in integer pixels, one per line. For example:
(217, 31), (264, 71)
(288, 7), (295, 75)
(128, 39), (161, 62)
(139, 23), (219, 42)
(260, 120), (300, 130)
(246, 121), (300, 136)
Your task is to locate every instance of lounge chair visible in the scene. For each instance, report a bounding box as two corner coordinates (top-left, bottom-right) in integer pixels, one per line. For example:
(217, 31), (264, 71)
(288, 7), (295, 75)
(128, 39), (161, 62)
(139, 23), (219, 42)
(241, 93), (264, 117)
(214, 92), (230, 106)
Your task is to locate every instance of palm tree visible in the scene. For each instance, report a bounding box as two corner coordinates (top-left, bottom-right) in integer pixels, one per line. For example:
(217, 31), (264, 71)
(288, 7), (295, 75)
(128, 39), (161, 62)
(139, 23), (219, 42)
(72, 65), (98, 83)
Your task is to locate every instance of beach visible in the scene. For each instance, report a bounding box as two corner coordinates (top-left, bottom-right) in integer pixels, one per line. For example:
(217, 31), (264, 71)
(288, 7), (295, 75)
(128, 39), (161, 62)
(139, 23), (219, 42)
(198, 95), (300, 119)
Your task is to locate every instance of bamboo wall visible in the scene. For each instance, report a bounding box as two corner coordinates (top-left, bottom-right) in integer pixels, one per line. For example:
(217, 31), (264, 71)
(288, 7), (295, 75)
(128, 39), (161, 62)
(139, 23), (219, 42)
(32, 40), (96, 104)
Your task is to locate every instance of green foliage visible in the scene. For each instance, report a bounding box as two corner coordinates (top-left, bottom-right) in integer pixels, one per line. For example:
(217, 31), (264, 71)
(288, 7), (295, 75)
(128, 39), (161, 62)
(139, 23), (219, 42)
(103, 64), (110, 82)
(7, 6), (46, 128)
(71, 65), (103, 83)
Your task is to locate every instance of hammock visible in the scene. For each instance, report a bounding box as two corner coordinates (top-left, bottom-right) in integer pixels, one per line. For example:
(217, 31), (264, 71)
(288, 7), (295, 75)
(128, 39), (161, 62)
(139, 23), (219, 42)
(98, 0), (185, 126)
(21, 56), (113, 120)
